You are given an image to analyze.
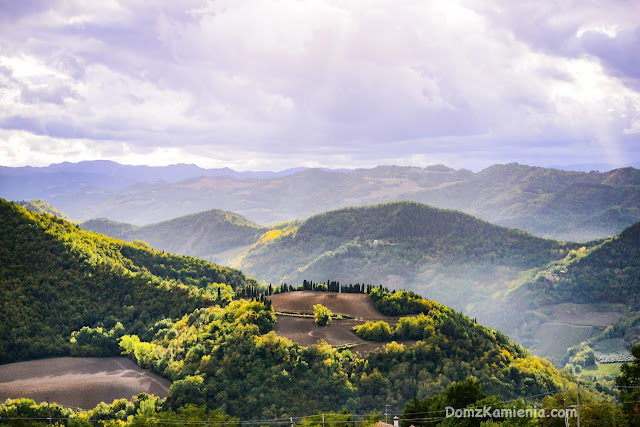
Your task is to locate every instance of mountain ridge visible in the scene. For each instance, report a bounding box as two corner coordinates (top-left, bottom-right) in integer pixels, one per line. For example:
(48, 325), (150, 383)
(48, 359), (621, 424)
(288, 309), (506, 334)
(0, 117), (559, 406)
(5, 161), (640, 240)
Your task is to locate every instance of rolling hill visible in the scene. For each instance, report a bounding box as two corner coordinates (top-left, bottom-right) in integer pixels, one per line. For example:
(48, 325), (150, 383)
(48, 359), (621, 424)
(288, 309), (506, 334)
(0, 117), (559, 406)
(234, 201), (579, 316)
(79, 201), (584, 322)
(82, 209), (269, 264)
(121, 289), (575, 419)
(486, 220), (640, 365)
(16, 198), (72, 220)
(0, 199), (258, 364)
(5, 161), (640, 240)
(0, 197), (579, 420)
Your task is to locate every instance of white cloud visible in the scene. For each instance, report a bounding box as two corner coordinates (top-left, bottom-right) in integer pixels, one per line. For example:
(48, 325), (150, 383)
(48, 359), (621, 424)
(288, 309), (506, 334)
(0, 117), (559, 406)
(0, 0), (638, 170)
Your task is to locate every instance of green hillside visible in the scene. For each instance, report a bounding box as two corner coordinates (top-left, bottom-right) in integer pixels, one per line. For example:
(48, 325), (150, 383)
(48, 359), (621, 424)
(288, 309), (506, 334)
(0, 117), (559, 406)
(80, 217), (139, 240)
(120, 291), (574, 419)
(0, 200), (258, 364)
(0, 197), (580, 421)
(487, 220), (640, 364)
(236, 201), (577, 313)
(82, 209), (267, 261)
(525, 221), (640, 306)
(16, 198), (71, 220)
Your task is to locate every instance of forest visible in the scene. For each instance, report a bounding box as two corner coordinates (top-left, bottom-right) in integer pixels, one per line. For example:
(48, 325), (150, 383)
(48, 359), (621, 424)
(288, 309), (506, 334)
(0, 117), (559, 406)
(0, 200), (257, 363)
(2, 199), (639, 425)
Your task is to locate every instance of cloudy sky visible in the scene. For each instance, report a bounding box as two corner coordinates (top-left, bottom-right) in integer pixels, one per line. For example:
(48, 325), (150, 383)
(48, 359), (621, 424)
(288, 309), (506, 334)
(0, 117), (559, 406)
(1, 0), (639, 171)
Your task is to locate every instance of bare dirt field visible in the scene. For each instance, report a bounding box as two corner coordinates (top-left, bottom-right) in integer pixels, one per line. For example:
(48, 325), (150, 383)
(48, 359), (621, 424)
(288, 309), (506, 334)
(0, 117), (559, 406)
(0, 357), (170, 409)
(273, 316), (416, 356)
(269, 291), (392, 320)
(269, 292), (415, 355)
(273, 316), (367, 347)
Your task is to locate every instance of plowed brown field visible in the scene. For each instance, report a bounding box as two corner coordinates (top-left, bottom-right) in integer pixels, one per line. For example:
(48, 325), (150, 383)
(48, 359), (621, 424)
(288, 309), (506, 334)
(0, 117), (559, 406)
(273, 316), (367, 347)
(269, 291), (391, 319)
(0, 357), (170, 409)
(268, 292), (413, 355)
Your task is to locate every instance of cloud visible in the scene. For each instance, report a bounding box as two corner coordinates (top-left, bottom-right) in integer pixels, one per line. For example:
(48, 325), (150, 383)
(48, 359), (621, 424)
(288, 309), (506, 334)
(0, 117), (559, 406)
(0, 0), (638, 170)
(579, 26), (640, 89)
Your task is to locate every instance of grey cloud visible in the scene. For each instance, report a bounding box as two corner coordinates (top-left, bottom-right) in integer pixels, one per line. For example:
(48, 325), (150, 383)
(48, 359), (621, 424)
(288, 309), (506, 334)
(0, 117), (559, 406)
(20, 82), (78, 105)
(0, 0), (55, 23)
(580, 27), (640, 89)
(0, 115), (83, 140)
(0, 0), (639, 170)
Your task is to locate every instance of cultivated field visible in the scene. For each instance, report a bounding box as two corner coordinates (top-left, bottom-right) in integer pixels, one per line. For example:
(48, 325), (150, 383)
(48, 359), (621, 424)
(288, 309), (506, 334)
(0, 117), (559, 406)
(0, 357), (170, 409)
(593, 338), (634, 363)
(269, 292), (413, 355)
(269, 291), (393, 319)
(581, 362), (624, 380)
(543, 303), (624, 326)
(273, 316), (368, 347)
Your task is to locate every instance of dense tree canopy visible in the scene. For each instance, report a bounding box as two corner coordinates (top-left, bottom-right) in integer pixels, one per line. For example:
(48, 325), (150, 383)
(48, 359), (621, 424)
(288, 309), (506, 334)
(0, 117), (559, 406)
(0, 199), (258, 363)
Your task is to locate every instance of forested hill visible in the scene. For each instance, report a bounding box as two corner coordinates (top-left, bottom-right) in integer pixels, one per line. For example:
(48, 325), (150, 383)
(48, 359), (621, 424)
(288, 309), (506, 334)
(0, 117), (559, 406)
(522, 221), (640, 306)
(236, 201), (577, 313)
(82, 209), (268, 260)
(0, 199), (258, 364)
(16, 198), (71, 220)
(492, 220), (640, 348)
(119, 291), (575, 419)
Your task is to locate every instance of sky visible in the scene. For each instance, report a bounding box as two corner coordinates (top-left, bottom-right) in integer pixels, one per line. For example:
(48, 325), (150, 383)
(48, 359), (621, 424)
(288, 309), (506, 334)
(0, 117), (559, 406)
(0, 0), (639, 171)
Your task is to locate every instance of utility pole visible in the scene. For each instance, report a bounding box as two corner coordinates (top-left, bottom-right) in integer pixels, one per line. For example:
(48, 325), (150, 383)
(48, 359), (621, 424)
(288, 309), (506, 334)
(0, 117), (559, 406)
(385, 404), (391, 424)
(577, 380), (581, 427)
(290, 417), (294, 427)
(322, 412), (325, 427)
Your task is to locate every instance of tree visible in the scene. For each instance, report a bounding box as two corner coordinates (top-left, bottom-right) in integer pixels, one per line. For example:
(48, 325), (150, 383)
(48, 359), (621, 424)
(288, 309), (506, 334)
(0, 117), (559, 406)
(401, 377), (488, 427)
(313, 304), (332, 327)
(616, 343), (640, 425)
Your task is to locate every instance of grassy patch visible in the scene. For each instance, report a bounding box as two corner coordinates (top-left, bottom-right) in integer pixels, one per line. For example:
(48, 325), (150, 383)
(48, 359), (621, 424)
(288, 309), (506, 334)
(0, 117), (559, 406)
(581, 362), (624, 380)
(531, 323), (594, 364)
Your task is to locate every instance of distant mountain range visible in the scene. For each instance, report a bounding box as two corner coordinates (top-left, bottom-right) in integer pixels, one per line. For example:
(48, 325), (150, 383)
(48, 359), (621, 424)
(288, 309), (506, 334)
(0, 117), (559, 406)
(4, 161), (640, 240)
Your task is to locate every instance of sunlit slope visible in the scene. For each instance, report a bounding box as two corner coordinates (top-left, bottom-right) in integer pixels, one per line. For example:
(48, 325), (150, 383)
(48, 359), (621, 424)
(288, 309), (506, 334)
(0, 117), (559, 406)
(0, 199), (257, 364)
(82, 209), (267, 260)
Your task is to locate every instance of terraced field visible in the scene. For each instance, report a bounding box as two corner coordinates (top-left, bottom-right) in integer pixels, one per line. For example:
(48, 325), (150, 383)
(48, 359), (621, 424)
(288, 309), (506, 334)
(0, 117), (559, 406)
(0, 357), (170, 409)
(273, 316), (368, 347)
